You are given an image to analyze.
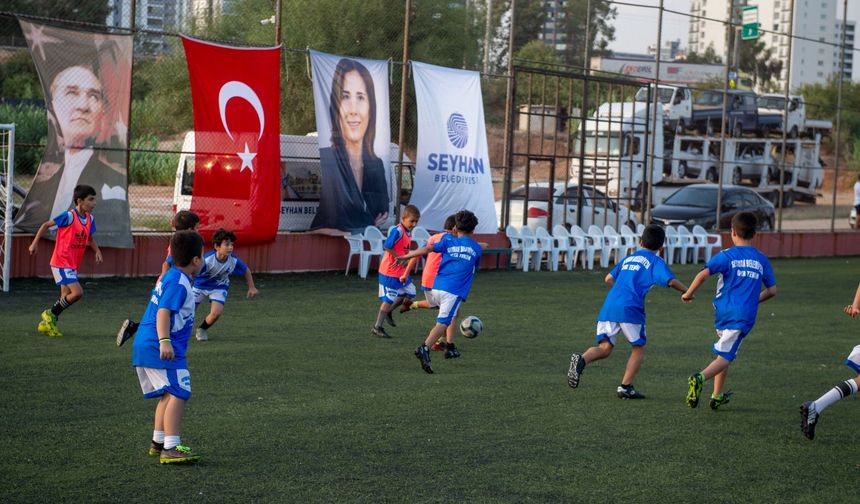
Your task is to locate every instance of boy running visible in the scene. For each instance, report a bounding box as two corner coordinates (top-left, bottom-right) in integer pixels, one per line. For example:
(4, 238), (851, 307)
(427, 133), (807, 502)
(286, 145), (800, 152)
(799, 282), (860, 440)
(371, 205), (420, 338)
(567, 224), (688, 399)
(682, 212), (777, 410)
(132, 230), (205, 464)
(28, 184), (103, 337)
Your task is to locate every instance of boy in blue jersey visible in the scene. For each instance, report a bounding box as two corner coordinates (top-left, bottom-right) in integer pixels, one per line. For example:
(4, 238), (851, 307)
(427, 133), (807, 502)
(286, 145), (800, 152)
(372, 205), (421, 338)
(131, 230), (204, 464)
(193, 228), (258, 342)
(799, 283), (860, 440)
(567, 224), (688, 399)
(682, 212), (777, 410)
(396, 210), (483, 374)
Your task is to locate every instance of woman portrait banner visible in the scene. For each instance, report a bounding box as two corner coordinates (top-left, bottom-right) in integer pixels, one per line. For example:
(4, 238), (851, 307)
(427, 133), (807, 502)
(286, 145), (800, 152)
(14, 19), (133, 249)
(309, 50), (393, 234)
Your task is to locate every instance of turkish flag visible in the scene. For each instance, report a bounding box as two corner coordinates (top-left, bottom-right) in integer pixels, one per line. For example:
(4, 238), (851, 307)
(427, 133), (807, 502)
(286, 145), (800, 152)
(182, 35), (281, 244)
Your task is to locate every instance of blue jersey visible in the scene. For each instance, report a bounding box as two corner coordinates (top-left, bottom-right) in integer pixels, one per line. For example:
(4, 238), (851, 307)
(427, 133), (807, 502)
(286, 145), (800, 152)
(53, 209), (97, 234)
(431, 235), (482, 300)
(193, 250), (248, 291)
(132, 267), (196, 369)
(597, 249), (675, 324)
(706, 246), (776, 333)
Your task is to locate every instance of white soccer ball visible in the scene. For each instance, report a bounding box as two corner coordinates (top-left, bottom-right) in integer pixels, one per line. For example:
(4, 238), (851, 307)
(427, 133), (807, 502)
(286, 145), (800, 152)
(459, 315), (483, 339)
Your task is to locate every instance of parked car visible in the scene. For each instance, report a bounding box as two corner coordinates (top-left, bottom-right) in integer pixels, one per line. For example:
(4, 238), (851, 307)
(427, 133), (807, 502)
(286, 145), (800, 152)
(672, 141), (719, 181)
(650, 184), (775, 231)
(0, 175), (27, 222)
(497, 181), (638, 231)
(732, 143), (775, 186)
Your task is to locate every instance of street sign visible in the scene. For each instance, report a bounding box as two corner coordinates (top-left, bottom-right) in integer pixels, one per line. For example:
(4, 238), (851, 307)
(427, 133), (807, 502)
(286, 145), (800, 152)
(741, 6), (759, 40)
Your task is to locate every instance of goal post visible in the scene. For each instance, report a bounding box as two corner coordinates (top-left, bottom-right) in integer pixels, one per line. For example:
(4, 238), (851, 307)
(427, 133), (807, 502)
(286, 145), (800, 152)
(0, 123), (15, 292)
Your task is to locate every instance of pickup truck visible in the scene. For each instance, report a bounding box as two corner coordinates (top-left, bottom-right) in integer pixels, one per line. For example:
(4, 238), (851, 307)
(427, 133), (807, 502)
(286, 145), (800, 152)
(690, 90), (783, 137)
(634, 84), (692, 130)
(757, 94), (833, 138)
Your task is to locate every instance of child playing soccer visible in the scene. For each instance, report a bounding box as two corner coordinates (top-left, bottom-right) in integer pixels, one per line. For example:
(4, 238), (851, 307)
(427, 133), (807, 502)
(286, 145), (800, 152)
(117, 210), (200, 346)
(682, 212), (777, 410)
(28, 184), (103, 337)
(192, 228), (258, 342)
(396, 210), (482, 374)
(371, 205), (420, 338)
(799, 283), (860, 440)
(567, 224), (688, 399)
(132, 230), (205, 464)
(400, 214), (459, 355)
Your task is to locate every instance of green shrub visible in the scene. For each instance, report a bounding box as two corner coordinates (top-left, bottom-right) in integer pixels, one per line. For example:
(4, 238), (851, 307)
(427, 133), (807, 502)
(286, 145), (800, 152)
(129, 135), (179, 186)
(0, 103), (46, 176)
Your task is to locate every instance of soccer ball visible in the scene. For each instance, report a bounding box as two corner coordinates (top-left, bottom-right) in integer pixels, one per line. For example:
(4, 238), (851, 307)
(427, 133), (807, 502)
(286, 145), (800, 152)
(459, 315), (483, 338)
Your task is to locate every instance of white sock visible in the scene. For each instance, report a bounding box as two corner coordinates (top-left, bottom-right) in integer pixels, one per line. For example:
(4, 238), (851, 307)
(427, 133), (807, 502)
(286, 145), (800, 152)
(164, 435), (181, 450)
(812, 379), (858, 414)
(153, 430), (165, 444)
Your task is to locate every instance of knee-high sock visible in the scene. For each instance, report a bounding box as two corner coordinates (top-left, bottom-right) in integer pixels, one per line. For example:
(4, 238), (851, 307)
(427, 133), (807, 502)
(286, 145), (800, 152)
(813, 379), (858, 413)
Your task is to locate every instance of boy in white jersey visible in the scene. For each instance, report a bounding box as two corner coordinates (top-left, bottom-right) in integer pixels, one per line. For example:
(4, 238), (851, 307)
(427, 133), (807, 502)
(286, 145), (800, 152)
(132, 230), (204, 464)
(799, 282), (860, 440)
(192, 228), (258, 341)
(682, 212), (777, 410)
(567, 224), (688, 399)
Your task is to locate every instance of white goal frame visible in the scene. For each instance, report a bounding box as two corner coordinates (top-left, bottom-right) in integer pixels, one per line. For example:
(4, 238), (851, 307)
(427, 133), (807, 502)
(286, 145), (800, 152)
(0, 123), (14, 292)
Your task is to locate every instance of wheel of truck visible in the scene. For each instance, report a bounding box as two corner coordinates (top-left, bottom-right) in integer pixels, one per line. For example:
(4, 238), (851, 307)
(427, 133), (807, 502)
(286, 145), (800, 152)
(759, 167), (772, 188)
(731, 167), (743, 185)
(766, 192), (779, 205)
(706, 167), (717, 183)
(676, 161), (688, 179)
(789, 126), (798, 138)
(760, 218), (773, 231)
(783, 191), (795, 207)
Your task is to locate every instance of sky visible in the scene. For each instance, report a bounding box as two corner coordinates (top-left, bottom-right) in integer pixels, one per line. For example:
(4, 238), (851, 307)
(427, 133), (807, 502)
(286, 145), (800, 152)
(608, 0), (859, 80)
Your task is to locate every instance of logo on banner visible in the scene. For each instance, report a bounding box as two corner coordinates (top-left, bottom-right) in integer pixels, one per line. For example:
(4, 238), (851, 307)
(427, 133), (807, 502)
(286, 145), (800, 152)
(446, 113), (468, 149)
(218, 80), (265, 173)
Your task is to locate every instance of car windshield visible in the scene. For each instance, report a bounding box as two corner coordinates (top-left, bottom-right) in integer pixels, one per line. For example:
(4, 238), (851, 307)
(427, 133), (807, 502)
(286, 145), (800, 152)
(573, 131), (623, 156)
(758, 97), (785, 109)
(662, 187), (718, 208)
(694, 91), (724, 106)
(509, 186), (552, 200)
(634, 87), (674, 103)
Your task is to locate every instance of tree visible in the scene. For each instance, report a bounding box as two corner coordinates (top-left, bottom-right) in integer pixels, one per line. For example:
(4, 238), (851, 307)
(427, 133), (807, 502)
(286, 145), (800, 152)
(0, 1), (111, 45)
(557, 0), (617, 68)
(738, 39), (782, 90)
(488, 0), (547, 71)
(685, 46), (723, 65)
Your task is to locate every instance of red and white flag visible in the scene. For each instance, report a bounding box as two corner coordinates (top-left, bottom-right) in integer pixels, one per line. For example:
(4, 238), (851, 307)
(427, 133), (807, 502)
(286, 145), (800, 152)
(182, 35), (281, 244)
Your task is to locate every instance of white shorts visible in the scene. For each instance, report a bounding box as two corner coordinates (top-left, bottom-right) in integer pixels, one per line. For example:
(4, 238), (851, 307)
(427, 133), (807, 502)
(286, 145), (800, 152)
(135, 367), (192, 400)
(712, 329), (748, 362)
(429, 289), (462, 325)
(596, 321), (646, 347)
(845, 344), (860, 373)
(378, 283), (416, 304)
(194, 287), (227, 305)
(51, 267), (78, 286)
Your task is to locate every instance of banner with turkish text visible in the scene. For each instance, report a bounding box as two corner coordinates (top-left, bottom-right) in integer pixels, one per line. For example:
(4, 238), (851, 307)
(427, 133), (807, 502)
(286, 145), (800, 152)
(182, 35), (281, 244)
(410, 62), (497, 233)
(14, 19), (133, 248)
(309, 50), (393, 234)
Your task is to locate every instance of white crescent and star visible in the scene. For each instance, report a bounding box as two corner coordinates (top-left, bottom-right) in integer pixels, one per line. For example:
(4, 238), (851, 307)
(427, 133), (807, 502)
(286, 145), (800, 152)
(218, 81), (266, 173)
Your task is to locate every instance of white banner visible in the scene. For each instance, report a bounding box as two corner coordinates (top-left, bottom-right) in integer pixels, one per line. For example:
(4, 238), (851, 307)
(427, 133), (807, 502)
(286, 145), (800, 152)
(309, 50), (393, 233)
(410, 62), (497, 233)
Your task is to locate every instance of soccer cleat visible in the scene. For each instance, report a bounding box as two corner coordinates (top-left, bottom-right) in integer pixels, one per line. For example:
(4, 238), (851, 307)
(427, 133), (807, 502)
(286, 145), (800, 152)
(159, 445), (201, 464)
(709, 392), (733, 410)
(196, 327), (209, 342)
(800, 401), (818, 440)
(444, 346), (460, 359)
(686, 373), (704, 408)
(371, 325), (391, 338)
(37, 320), (52, 336)
(399, 299), (414, 313)
(148, 441), (164, 457)
(117, 319), (138, 347)
(617, 384), (646, 399)
(40, 310), (62, 337)
(414, 345), (434, 374)
(567, 353), (585, 389)
(385, 310), (396, 327)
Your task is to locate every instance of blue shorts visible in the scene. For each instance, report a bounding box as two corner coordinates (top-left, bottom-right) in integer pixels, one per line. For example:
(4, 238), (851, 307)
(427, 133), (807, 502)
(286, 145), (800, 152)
(378, 283), (416, 304)
(135, 367), (192, 400)
(51, 267), (79, 286)
(711, 329), (748, 362)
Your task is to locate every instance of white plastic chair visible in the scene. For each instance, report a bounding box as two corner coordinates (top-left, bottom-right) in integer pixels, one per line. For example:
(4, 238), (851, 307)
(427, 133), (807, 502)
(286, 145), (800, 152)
(570, 225), (598, 270)
(518, 227), (543, 272)
(587, 225), (610, 268)
(603, 225), (627, 265)
(636, 223), (645, 239)
(362, 226), (386, 278)
(505, 225), (526, 269)
(620, 224), (639, 256)
(553, 225), (582, 271)
(663, 225), (681, 265)
(411, 226), (431, 269)
(536, 227), (561, 271)
(693, 224), (723, 262)
(344, 233), (365, 277)
(676, 225), (699, 264)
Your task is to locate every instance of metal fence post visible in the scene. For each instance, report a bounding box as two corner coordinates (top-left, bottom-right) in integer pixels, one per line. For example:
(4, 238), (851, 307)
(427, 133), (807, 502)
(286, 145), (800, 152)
(777, 0), (795, 232)
(501, 0), (516, 229)
(830, 0), (848, 232)
(395, 0), (412, 223)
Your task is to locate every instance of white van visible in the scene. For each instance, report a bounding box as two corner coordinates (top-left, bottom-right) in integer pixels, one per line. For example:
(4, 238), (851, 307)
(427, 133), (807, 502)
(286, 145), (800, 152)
(172, 132), (413, 231)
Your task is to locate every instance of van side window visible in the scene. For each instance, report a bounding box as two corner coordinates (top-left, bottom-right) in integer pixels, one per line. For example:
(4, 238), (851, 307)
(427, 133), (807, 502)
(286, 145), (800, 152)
(181, 156), (194, 196)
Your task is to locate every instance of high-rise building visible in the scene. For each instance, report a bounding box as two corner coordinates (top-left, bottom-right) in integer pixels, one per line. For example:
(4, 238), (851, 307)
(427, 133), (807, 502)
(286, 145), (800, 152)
(538, 0), (569, 53)
(833, 19), (855, 80)
(688, 0), (852, 88)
